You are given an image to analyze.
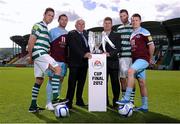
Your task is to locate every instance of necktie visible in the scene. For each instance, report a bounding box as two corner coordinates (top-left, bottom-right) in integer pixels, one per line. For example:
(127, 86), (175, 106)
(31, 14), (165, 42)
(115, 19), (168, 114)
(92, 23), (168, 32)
(80, 33), (88, 47)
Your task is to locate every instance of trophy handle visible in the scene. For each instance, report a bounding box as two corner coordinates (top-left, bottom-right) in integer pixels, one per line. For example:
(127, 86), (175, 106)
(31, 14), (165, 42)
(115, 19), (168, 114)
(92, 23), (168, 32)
(88, 31), (95, 53)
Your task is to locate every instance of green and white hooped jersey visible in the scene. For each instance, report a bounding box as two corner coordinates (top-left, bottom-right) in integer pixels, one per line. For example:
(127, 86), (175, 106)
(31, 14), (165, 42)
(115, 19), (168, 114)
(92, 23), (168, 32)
(117, 23), (133, 58)
(31, 21), (50, 60)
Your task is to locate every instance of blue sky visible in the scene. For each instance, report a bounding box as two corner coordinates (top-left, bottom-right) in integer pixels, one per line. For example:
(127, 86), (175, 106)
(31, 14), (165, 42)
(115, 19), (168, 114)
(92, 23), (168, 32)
(0, 0), (180, 48)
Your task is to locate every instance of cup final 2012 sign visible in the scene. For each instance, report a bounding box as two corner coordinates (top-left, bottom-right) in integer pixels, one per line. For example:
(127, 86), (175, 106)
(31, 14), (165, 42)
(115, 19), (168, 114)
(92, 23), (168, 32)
(88, 54), (107, 112)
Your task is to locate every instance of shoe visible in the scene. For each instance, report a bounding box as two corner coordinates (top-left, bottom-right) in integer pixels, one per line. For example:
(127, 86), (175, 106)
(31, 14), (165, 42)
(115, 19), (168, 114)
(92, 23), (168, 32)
(76, 98), (87, 106)
(58, 98), (69, 104)
(66, 103), (72, 109)
(134, 107), (148, 112)
(107, 104), (116, 110)
(131, 103), (135, 108)
(45, 102), (54, 111)
(29, 105), (45, 113)
(116, 99), (130, 105)
(130, 100), (134, 105)
(52, 98), (69, 106)
(113, 103), (118, 109)
(76, 102), (87, 106)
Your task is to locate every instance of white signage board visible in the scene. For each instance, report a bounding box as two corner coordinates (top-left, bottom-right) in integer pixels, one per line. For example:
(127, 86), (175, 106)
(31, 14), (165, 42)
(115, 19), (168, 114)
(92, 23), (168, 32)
(88, 54), (107, 112)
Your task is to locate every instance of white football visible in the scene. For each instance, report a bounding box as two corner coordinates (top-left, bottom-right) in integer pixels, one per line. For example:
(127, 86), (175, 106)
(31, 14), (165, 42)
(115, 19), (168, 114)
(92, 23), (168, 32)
(54, 104), (69, 117)
(118, 102), (133, 117)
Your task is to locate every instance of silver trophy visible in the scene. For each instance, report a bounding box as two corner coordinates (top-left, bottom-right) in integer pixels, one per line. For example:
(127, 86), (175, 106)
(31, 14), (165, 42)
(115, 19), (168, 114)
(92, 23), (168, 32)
(88, 31), (102, 54)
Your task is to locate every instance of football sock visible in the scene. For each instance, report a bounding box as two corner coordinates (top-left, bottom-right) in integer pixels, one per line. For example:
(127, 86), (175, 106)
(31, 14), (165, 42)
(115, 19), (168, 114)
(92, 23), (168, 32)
(141, 96), (148, 109)
(122, 89), (126, 98)
(58, 80), (62, 96)
(46, 80), (52, 104)
(130, 88), (135, 103)
(51, 74), (60, 100)
(123, 87), (133, 101)
(31, 83), (41, 107)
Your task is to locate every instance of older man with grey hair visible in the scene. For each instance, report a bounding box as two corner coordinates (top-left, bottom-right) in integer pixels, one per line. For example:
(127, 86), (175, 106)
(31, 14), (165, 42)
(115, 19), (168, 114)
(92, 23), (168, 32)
(66, 18), (91, 109)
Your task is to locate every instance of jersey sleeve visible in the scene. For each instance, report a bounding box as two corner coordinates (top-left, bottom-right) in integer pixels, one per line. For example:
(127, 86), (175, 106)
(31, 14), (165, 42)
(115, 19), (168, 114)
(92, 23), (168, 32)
(31, 24), (40, 38)
(146, 35), (154, 45)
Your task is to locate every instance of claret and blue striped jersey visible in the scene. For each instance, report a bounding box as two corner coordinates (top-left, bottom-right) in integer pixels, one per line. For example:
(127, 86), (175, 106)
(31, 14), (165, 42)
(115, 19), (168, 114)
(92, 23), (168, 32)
(49, 27), (68, 62)
(130, 27), (154, 62)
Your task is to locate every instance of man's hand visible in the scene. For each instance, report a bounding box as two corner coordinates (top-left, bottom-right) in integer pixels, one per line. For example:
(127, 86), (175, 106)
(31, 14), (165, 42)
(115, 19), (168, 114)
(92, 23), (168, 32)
(27, 34), (36, 64)
(149, 58), (154, 65)
(103, 52), (110, 57)
(84, 52), (92, 59)
(26, 56), (33, 64)
(149, 58), (155, 69)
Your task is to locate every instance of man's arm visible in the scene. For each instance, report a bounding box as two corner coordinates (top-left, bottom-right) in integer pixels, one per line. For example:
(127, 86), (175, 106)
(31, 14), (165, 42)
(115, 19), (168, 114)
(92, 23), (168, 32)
(68, 31), (85, 58)
(148, 43), (155, 64)
(109, 32), (122, 57)
(27, 35), (37, 64)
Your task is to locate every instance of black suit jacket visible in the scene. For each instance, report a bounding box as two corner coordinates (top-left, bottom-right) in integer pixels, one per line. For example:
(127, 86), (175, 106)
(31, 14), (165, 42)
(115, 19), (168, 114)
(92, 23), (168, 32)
(67, 30), (90, 67)
(105, 31), (121, 69)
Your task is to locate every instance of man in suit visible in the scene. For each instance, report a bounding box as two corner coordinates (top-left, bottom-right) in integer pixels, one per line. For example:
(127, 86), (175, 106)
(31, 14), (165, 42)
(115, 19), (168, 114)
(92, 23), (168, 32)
(66, 18), (92, 109)
(102, 17), (121, 108)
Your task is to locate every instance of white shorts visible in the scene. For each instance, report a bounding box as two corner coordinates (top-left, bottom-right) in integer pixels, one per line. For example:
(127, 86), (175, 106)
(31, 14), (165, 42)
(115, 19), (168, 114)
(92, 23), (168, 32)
(119, 57), (132, 78)
(34, 54), (58, 77)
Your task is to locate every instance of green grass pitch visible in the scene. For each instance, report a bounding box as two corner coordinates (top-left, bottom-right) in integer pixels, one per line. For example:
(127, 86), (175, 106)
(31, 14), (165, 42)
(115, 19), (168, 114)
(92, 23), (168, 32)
(0, 67), (180, 123)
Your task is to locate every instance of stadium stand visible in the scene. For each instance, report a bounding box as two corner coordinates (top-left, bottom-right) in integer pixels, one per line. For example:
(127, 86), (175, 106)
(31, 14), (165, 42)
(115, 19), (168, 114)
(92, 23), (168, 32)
(6, 18), (180, 70)
(13, 54), (29, 66)
(4, 35), (29, 67)
(88, 18), (180, 70)
(7, 56), (19, 64)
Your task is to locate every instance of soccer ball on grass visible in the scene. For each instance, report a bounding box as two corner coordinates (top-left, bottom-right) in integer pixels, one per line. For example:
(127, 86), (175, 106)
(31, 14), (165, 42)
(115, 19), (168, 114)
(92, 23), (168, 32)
(54, 104), (69, 117)
(118, 102), (133, 117)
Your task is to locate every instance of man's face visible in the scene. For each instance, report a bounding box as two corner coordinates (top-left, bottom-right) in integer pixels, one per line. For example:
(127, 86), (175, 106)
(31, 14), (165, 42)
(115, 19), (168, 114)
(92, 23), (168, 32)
(131, 16), (141, 29)
(103, 20), (112, 32)
(75, 20), (85, 32)
(120, 12), (129, 24)
(59, 16), (68, 28)
(44, 11), (54, 24)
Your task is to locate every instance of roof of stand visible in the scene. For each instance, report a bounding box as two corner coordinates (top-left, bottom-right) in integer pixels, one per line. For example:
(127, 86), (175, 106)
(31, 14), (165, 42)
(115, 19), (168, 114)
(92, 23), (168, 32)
(10, 18), (180, 47)
(10, 34), (30, 47)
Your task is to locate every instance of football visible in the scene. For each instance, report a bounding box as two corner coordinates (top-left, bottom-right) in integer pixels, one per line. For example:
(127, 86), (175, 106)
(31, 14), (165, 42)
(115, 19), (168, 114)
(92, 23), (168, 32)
(54, 104), (69, 117)
(118, 102), (133, 117)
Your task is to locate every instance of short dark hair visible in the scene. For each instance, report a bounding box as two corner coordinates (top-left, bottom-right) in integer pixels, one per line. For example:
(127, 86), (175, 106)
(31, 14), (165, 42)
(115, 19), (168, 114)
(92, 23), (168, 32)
(132, 13), (141, 20)
(104, 17), (112, 23)
(58, 14), (68, 21)
(119, 9), (128, 15)
(44, 7), (54, 15)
